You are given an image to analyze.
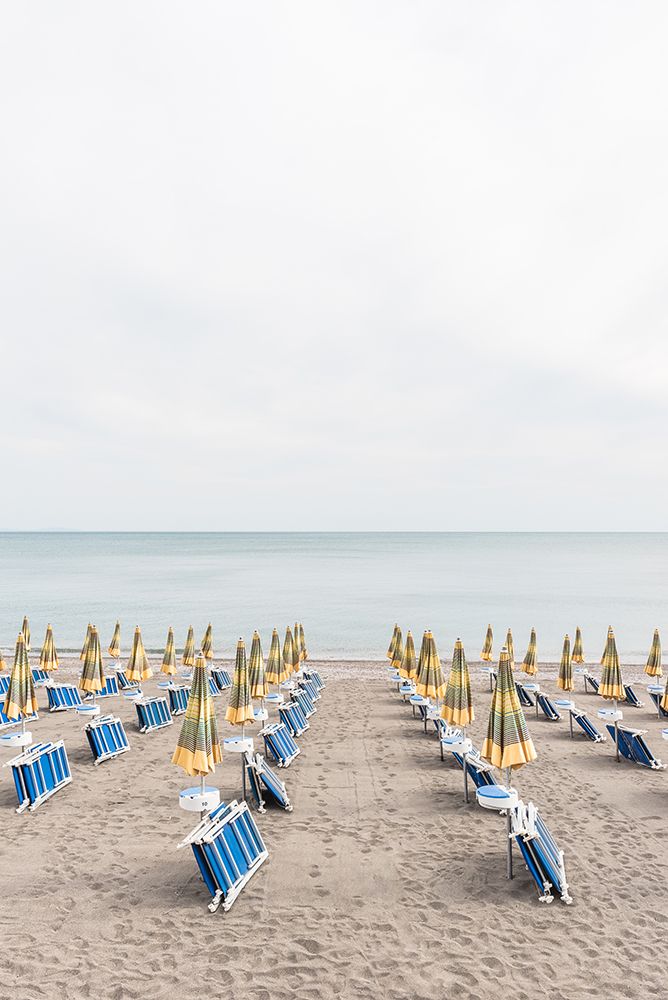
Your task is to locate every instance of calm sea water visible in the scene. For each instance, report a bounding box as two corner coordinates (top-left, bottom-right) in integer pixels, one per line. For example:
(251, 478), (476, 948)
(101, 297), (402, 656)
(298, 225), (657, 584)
(0, 532), (666, 663)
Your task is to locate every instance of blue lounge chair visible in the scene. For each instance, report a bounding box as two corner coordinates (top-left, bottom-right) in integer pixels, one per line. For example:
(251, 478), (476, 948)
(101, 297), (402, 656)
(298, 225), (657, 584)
(84, 714), (130, 764)
(31, 668), (50, 686)
(583, 672), (600, 695)
(293, 688), (315, 719)
(4, 740), (72, 813)
(649, 691), (668, 718)
(210, 668), (232, 693)
(570, 707), (606, 743)
(0, 675), (9, 696)
(511, 801), (572, 905)
(1, 707), (38, 730)
(278, 700), (310, 737)
(303, 668), (324, 691)
(623, 685), (642, 708)
(167, 684), (190, 716)
(208, 677), (222, 698)
(536, 694), (561, 721)
(135, 696), (172, 733)
(515, 682), (535, 709)
(451, 749), (496, 788)
(297, 678), (320, 702)
(46, 683), (84, 712)
(244, 751), (293, 812)
(178, 799), (268, 912)
(260, 722), (300, 767)
(116, 670), (140, 693)
(605, 724), (666, 769)
(97, 675), (119, 698)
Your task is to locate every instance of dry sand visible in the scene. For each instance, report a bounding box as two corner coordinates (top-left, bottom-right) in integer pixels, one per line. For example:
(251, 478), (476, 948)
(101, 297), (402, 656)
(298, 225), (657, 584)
(1, 658), (666, 1000)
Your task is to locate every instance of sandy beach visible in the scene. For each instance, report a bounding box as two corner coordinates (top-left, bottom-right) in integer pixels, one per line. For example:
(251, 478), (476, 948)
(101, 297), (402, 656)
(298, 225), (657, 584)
(1, 658), (666, 1000)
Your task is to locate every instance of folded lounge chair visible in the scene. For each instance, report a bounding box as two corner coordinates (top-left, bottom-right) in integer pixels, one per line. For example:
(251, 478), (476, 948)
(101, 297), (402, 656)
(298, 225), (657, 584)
(583, 672), (600, 695)
(649, 691), (668, 718)
(0, 675), (9, 696)
(536, 694), (561, 722)
(569, 707), (606, 743)
(511, 800), (573, 905)
(260, 721), (300, 767)
(167, 684), (190, 716)
(31, 668), (50, 686)
(623, 685), (642, 708)
(278, 700), (310, 737)
(515, 682), (535, 709)
(4, 740), (72, 813)
(178, 799), (268, 912)
(46, 683), (84, 712)
(211, 668), (232, 692)
(605, 724), (666, 770)
(297, 678), (320, 702)
(135, 696), (172, 733)
(84, 714), (130, 764)
(1, 708), (38, 730)
(116, 670), (140, 692)
(244, 751), (293, 812)
(293, 688), (315, 719)
(449, 746), (496, 788)
(303, 668), (324, 691)
(97, 675), (120, 698)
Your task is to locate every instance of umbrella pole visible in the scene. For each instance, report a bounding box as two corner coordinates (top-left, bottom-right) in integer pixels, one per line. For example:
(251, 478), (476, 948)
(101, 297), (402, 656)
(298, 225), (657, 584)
(241, 724), (247, 800)
(199, 773), (206, 821)
(613, 699), (619, 763)
(505, 765), (513, 880)
(462, 725), (469, 804)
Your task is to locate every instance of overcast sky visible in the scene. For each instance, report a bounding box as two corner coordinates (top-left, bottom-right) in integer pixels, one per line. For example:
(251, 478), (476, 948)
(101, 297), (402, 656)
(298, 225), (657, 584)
(2, 3), (667, 530)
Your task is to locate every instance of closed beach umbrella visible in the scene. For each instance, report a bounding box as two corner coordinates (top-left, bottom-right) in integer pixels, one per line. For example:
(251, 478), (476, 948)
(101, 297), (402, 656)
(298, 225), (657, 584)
(644, 629), (662, 678)
(161, 626), (177, 676)
(21, 616), (31, 651)
(557, 635), (574, 692)
(661, 675), (668, 715)
(283, 626), (299, 676)
(249, 631), (268, 699)
(480, 624), (493, 662)
(521, 628), (537, 676)
(299, 623), (308, 661)
(481, 645), (536, 878)
(172, 651), (222, 779)
(225, 638), (254, 726)
(39, 624), (59, 672)
(265, 629), (289, 688)
(441, 638), (475, 802)
(390, 627), (404, 673)
(80, 623), (92, 660)
(3, 632), (39, 722)
(201, 623), (213, 662)
(79, 625), (106, 696)
(505, 628), (514, 668)
(108, 621), (121, 661)
(572, 627), (585, 663)
(415, 630), (445, 702)
(387, 624), (399, 660)
(600, 626), (625, 762)
(182, 626), (195, 668)
(294, 623), (302, 666)
(399, 631), (417, 682)
(127, 625), (152, 682)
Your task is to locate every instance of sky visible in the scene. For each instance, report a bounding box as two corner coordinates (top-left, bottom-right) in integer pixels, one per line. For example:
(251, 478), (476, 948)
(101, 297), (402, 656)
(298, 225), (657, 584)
(2, 2), (667, 531)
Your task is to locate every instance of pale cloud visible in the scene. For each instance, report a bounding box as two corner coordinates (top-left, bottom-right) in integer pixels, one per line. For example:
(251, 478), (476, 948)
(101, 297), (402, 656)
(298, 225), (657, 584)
(1, 2), (667, 529)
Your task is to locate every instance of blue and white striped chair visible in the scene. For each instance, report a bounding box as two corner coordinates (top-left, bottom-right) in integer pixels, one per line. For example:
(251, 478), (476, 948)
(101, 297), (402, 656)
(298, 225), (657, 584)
(31, 668), (50, 686)
(46, 683), (84, 712)
(167, 684), (190, 716)
(569, 707), (606, 743)
(135, 696), (172, 733)
(293, 688), (315, 718)
(211, 668), (232, 692)
(260, 722), (300, 767)
(303, 668), (324, 691)
(605, 724), (666, 770)
(278, 700), (310, 737)
(244, 751), (293, 812)
(84, 714), (130, 764)
(4, 740), (72, 813)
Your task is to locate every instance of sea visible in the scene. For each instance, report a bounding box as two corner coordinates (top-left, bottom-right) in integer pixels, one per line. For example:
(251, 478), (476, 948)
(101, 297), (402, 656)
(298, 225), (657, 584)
(0, 532), (666, 663)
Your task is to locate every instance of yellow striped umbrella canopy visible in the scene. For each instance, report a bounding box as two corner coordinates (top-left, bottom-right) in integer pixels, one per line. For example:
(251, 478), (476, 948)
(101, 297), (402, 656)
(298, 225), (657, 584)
(182, 626), (196, 667)
(521, 628), (537, 676)
(390, 627), (404, 672)
(0, 647), (5, 671)
(441, 639), (474, 727)
(161, 626), (177, 676)
(661, 675), (668, 714)
(572, 626), (585, 663)
(172, 652), (222, 777)
(80, 623), (92, 661)
(108, 621), (121, 659)
(399, 631), (417, 680)
(505, 628), (514, 668)
(481, 646), (537, 771)
(299, 623), (308, 661)
(226, 639), (255, 725)
(39, 623), (59, 672)
(201, 623), (213, 661)
(599, 627), (625, 700)
(265, 628), (289, 686)
(387, 624), (399, 660)
(127, 625), (152, 682)
(415, 630), (445, 700)
(294, 623), (302, 664)
(644, 629), (662, 678)
(283, 626), (299, 676)
(3, 633), (39, 720)
(79, 626), (106, 695)
(21, 616), (31, 651)
(480, 624), (493, 662)
(249, 631), (268, 699)
(557, 634), (574, 692)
